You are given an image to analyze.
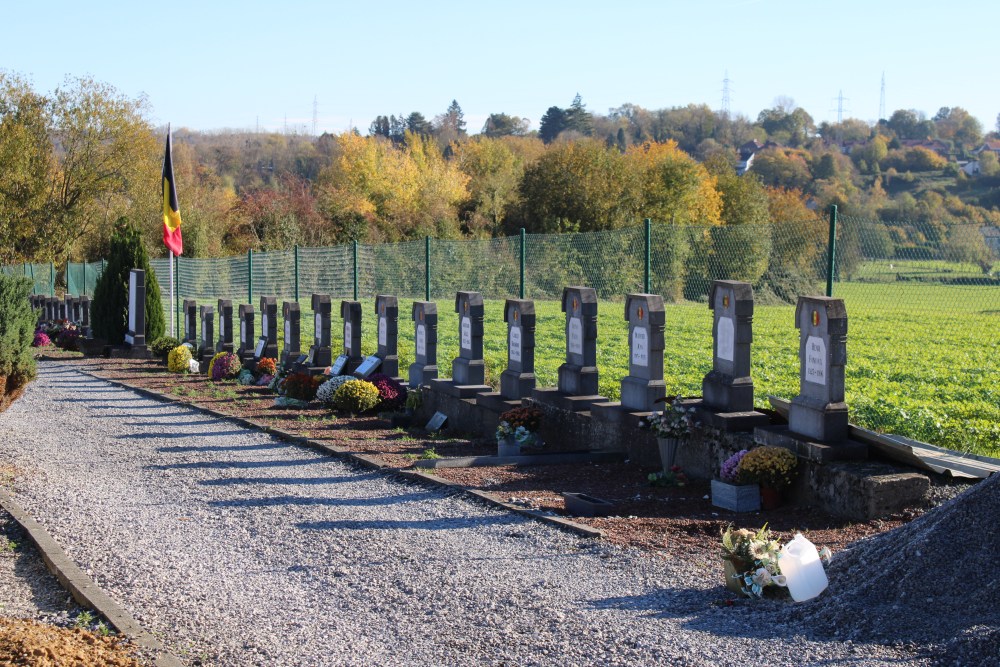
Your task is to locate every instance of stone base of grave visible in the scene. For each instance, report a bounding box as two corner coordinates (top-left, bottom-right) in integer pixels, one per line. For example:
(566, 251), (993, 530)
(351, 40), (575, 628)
(310, 349), (333, 369)
(788, 396), (850, 443)
(799, 460), (930, 521)
(589, 402), (651, 430)
(407, 364), (438, 388)
(199, 359), (211, 374)
(557, 364), (599, 396)
(215, 343), (235, 355)
(300, 366), (330, 377)
(619, 377), (666, 414)
(416, 382), (505, 441)
(199, 346), (215, 361)
(532, 388), (609, 413)
(475, 392), (525, 414)
(378, 356), (399, 378)
(429, 378), (492, 399)
(753, 425), (868, 463)
(685, 399), (771, 432)
(344, 356), (364, 375)
(79, 338), (106, 357)
(701, 371), (755, 414)
(499, 370), (535, 401)
(105, 345), (151, 360)
(452, 358), (486, 386)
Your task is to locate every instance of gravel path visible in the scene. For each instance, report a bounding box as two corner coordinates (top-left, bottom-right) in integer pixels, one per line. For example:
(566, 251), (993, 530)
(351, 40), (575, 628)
(0, 362), (933, 666)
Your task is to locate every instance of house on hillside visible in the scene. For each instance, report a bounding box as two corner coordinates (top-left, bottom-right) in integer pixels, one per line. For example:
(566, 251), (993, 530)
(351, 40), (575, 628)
(962, 160), (981, 176)
(736, 152), (755, 176)
(973, 140), (1000, 158)
(736, 140), (778, 175)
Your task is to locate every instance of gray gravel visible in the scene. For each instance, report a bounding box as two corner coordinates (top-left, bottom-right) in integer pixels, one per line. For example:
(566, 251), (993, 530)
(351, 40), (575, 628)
(0, 361), (935, 666)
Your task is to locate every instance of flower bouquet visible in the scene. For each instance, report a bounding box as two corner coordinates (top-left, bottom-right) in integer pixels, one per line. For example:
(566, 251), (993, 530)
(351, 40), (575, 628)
(720, 524), (785, 598)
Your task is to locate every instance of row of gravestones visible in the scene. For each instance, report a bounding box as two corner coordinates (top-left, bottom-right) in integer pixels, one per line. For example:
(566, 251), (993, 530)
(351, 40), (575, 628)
(30, 294), (92, 338)
(88, 270), (851, 449)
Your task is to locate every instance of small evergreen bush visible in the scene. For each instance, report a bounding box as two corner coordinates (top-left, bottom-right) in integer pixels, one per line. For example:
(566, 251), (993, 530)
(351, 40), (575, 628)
(0, 274), (38, 409)
(150, 336), (181, 359)
(91, 217), (165, 344)
(333, 379), (380, 413)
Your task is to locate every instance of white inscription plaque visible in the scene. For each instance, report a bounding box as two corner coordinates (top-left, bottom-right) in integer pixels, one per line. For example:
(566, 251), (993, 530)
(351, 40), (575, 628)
(127, 272), (137, 332)
(240, 321), (246, 344)
(568, 318), (583, 356)
(717, 316), (735, 362)
(631, 328), (648, 367)
(344, 322), (352, 350)
(805, 336), (827, 385)
(509, 326), (521, 363)
(262, 316), (269, 338)
(460, 317), (471, 351)
(416, 324), (426, 357)
(378, 317), (387, 347)
(314, 313), (322, 344)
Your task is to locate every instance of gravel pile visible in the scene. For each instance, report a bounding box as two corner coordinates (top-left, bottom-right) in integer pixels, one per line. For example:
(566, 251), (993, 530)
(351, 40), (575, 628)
(0, 361), (946, 666)
(798, 472), (1000, 665)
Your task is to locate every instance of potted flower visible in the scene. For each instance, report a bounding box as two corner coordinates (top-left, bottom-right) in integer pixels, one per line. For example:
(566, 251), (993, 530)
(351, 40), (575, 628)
(495, 406), (543, 457)
(711, 449), (760, 512)
(643, 396), (698, 471)
(720, 524), (785, 598)
(737, 446), (798, 510)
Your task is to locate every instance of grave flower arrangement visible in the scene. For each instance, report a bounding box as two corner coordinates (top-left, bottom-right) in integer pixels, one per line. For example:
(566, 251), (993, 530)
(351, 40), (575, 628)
(495, 406), (543, 448)
(648, 465), (689, 487)
(167, 345), (193, 373)
(208, 352), (242, 381)
(316, 375), (354, 407)
(720, 449), (750, 484)
(256, 357), (277, 377)
(720, 524), (785, 599)
(369, 373), (407, 411)
(643, 396), (699, 439)
(55, 324), (81, 351)
(237, 369), (255, 385)
(738, 446), (798, 490)
(32, 331), (52, 348)
(332, 379), (380, 413)
(282, 372), (323, 401)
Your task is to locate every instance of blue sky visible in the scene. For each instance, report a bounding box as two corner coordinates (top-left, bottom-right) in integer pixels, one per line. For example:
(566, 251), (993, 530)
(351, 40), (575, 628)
(5, 1), (999, 136)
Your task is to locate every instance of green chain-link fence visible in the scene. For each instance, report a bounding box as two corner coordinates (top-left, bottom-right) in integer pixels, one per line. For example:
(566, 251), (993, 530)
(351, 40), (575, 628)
(2, 262), (57, 296)
(8, 214), (999, 455)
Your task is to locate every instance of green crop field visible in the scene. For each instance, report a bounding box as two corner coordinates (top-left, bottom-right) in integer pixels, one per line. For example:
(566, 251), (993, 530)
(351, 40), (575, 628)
(268, 279), (997, 458)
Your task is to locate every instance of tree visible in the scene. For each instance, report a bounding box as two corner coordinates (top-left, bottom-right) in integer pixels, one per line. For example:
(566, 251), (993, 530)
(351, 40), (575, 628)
(454, 137), (524, 234)
(481, 113), (530, 138)
(434, 100), (466, 145)
(625, 141), (722, 226)
(933, 106), (982, 147)
(748, 148), (812, 190)
(538, 106), (567, 143)
(886, 109), (935, 140)
(756, 103), (815, 146)
(405, 112), (433, 136)
(564, 94), (593, 136)
(91, 217), (165, 344)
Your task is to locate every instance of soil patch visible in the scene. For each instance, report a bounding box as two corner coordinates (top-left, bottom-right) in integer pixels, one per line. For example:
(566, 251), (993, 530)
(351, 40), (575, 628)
(0, 617), (141, 667)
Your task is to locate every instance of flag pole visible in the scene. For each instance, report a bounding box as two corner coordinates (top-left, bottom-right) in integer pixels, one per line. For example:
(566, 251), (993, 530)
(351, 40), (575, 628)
(169, 249), (175, 338)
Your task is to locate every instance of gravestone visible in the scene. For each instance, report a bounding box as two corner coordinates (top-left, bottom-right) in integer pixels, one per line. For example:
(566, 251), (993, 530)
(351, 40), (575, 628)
(281, 301), (301, 368)
(255, 297), (279, 364)
(216, 299), (234, 354)
(198, 305), (215, 360)
(124, 269), (146, 349)
(696, 281), (770, 430)
(620, 293), (666, 412)
(374, 295), (400, 378)
(408, 302), (438, 386)
(306, 293), (332, 371)
(57, 298), (67, 321)
(533, 286), (606, 412)
(65, 296), (80, 324)
(340, 300), (364, 374)
(183, 300), (198, 346)
(500, 299), (536, 399)
(788, 296), (849, 443)
(431, 292), (491, 399)
(237, 304), (255, 361)
(80, 296), (91, 338)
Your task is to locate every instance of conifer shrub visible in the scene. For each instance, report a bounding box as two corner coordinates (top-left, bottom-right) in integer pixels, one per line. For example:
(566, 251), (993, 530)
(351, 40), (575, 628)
(150, 336), (181, 360)
(0, 274), (38, 411)
(91, 217), (165, 344)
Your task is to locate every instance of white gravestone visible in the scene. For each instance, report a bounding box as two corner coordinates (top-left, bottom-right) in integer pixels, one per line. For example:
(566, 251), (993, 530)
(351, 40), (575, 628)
(568, 317), (583, 355)
(509, 326), (521, 363)
(460, 317), (471, 351)
(631, 327), (648, 367)
(128, 272), (136, 333)
(416, 325), (426, 356)
(314, 313), (322, 343)
(805, 336), (826, 385)
(717, 316), (735, 362)
(344, 321), (352, 347)
(262, 316), (269, 338)
(378, 317), (387, 347)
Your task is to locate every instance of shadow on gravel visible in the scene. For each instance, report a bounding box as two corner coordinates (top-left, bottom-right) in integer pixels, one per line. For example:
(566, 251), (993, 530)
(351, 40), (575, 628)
(297, 515), (522, 531)
(122, 430), (251, 440)
(200, 475), (373, 486)
(133, 418), (227, 428)
(158, 442), (285, 453)
(91, 411), (195, 418)
(149, 457), (323, 470)
(63, 397), (147, 402)
(207, 492), (435, 508)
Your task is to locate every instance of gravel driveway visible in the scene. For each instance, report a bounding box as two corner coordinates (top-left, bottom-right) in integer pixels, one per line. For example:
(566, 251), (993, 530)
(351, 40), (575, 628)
(0, 362), (930, 666)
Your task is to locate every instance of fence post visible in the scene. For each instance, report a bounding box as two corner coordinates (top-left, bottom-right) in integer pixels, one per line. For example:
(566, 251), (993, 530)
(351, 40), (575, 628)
(82, 261), (87, 297)
(644, 218), (651, 293)
(352, 240), (359, 301)
(247, 249), (253, 304)
(293, 244), (300, 302)
(49, 262), (54, 297)
(425, 236), (431, 302)
(519, 228), (526, 299)
(826, 205), (838, 297)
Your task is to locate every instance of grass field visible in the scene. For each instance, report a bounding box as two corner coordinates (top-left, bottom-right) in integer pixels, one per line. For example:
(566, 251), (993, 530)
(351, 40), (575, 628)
(238, 279), (997, 458)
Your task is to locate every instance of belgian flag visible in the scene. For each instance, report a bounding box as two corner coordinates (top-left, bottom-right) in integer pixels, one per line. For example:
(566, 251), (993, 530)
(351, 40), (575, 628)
(161, 126), (183, 255)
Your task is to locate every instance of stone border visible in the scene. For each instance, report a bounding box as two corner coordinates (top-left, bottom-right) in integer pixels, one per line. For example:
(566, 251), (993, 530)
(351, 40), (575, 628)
(0, 488), (183, 667)
(72, 364), (605, 540)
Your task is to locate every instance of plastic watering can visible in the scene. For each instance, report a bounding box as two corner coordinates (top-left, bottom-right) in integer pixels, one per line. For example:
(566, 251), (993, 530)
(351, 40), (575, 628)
(778, 533), (829, 602)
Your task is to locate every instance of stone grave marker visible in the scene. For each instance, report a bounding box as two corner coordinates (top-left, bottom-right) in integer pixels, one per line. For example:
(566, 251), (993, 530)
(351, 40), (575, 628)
(500, 298), (536, 399)
(306, 293), (332, 371)
(80, 296), (91, 338)
(216, 299), (234, 354)
(620, 293), (666, 412)
(788, 296), (849, 443)
(57, 298), (67, 321)
(124, 269), (146, 349)
(374, 295), (400, 378)
(237, 304), (255, 361)
(183, 300), (198, 346)
(431, 292), (491, 399)
(198, 305), (215, 360)
(340, 300), (363, 374)
(281, 301), (301, 368)
(533, 286), (606, 411)
(255, 296), (279, 363)
(408, 301), (438, 386)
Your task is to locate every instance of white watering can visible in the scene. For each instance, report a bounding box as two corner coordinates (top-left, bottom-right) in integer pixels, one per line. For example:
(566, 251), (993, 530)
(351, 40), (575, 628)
(778, 533), (829, 602)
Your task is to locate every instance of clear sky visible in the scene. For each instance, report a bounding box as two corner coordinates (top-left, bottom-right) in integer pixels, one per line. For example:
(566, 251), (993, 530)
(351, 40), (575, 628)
(4, 0), (999, 136)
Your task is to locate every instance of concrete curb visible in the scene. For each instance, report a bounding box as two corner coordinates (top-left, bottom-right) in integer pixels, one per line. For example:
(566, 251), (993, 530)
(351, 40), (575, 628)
(0, 488), (184, 667)
(72, 364), (604, 539)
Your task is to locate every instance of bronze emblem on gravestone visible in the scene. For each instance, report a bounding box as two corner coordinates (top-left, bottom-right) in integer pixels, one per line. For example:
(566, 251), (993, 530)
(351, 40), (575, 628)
(723, 295), (730, 308)
(464, 302), (468, 313)
(419, 311), (423, 321)
(638, 306), (644, 320)
(812, 310), (820, 327)
(573, 298), (578, 310)
(513, 311), (519, 322)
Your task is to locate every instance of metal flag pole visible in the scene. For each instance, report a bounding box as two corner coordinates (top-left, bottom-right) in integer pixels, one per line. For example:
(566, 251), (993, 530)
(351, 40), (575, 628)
(169, 249), (175, 337)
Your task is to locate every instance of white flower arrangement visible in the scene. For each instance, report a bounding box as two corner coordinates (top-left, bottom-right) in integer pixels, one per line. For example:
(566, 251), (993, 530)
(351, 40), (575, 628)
(316, 375), (354, 407)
